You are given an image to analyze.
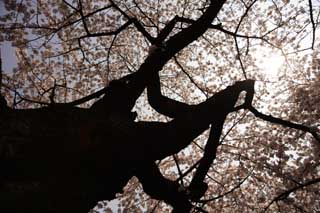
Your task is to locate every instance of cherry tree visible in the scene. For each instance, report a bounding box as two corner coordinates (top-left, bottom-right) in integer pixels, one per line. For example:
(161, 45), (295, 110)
(0, 0), (319, 212)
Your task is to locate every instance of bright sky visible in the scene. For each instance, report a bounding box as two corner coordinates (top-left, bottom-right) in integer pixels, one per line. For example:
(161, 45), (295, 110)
(0, 1), (17, 73)
(254, 47), (285, 79)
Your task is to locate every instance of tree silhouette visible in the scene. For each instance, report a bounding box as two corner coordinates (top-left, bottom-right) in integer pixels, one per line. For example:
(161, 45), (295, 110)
(0, 0), (319, 212)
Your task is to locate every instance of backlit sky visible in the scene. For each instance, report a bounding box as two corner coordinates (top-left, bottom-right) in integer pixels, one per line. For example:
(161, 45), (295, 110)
(0, 1), (17, 73)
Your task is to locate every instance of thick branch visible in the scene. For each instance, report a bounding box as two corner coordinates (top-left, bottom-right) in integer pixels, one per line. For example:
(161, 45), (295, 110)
(30, 0), (227, 110)
(0, 52), (6, 110)
(188, 120), (224, 201)
(153, 16), (179, 46)
(165, 0), (226, 56)
(0, 53), (9, 111)
(0, 50), (2, 92)
(171, 17), (276, 42)
(186, 80), (255, 200)
(147, 72), (192, 118)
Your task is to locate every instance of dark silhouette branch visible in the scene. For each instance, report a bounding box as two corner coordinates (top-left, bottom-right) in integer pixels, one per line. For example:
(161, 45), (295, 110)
(4, 1), (319, 212)
(234, 37), (248, 79)
(135, 162), (193, 212)
(186, 111), (250, 194)
(106, 35), (118, 74)
(0, 52), (6, 111)
(234, 0), (258, 33)
(248, 106), (320, 143)
(176, 159), (201, 183)
(265, 177), (320, 211)
(109, 0), (155, 44)
(170, 16), (283, 49)
(132, 0), (158, 30)
(153, 16), (180, 46)
(77, 38), (90, 63)
(186, 80), (255, 201)
(0, 50), (2, 92)
(23, 0), (228, 112)
(308, 0), (316, 49)
(3, 4), (114, 37)
(199, 169), (253, 203)
(147, 72), (191, 118)
(173, 154), (185, 186)
(173, 56), (208, 98)
(233, 0), (258, 80)
(165, 0), (227, 57)
(188, 121), (224, 201)
(78, 20), (133, 39)
(78, 0), (90, 35)
(62, 0), (78, 11)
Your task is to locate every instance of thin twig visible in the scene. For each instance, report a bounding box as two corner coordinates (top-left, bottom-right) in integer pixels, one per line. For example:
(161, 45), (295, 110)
(233, 0), (258, 80)
(265, 177), (320, 211)
(234, 37), (247, 79)
(174, 56), (208, 98)
(199, 169), (253, 203)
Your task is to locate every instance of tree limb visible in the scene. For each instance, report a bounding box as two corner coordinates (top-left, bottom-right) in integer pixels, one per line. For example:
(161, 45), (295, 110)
(248, 106), (320, 143)
(265, 177), (320, 211)
(0, 51), (6, 110)
(199, 169), (253, 203)
(173, 56), (208, 98)
(188, 120), (224, 201)
(308, 0), (316, 49)
(0, 49), (2, 92)
(78, 20), (133, 39)
(109, 0), (155, 43)
(165, 0), (227, 56)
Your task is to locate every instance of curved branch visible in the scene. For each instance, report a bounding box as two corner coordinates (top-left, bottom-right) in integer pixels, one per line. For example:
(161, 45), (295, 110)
(199, 169), (253, 203)
(173, 56), (208, 98)
(187, 80), (255, 201)
(165, 0), (226, 56)
(188, 120), (224, 201)
(248, 106), (320, 143)
(147, 72), (191, 118)
(265, 177), (320, 211)
(308, 0), (316, 49)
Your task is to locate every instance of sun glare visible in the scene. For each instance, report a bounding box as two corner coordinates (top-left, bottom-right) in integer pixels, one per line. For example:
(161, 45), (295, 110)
(254, 47), (285, 78)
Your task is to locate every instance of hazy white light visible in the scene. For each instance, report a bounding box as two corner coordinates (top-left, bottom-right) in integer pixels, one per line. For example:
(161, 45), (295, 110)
(255, 47), (285, 78)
